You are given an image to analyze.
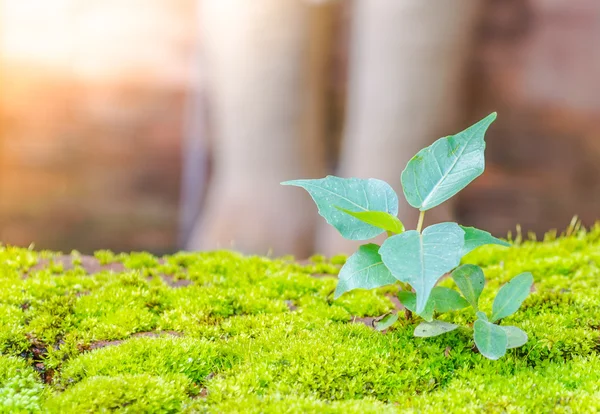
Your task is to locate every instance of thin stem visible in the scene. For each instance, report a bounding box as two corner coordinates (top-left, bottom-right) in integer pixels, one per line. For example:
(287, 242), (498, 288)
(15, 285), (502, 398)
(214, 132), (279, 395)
(416, 211), (425, 233)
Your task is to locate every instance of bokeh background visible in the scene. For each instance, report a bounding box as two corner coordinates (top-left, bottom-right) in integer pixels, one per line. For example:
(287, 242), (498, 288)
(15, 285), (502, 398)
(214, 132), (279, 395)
(1, 0), (599, 256)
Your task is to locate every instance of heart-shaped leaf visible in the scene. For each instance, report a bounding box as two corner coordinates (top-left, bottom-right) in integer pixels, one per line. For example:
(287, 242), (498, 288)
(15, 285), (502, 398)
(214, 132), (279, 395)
(401, 113), (497, 211)
(460, 226), (510, 256)
(282, 176), (398, 240)
(334, 244), (396, 299)
(380, 223), (465, 314)
(335, 207), (404, 234)
(501, 326), (528, 349)
(414, 320), (459, 338)
(451, 264), (485, 311)
(374, 313), (399, 331)
(474, 319), (508, 360)
(490, 272), (534, 322)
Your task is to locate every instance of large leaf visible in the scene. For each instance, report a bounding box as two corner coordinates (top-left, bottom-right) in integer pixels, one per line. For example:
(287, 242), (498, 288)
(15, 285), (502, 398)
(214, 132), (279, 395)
(334, 244), (396, 299)
(414, 320), (459, 338)
(399, 287), (468, 321)
(380, 223), (465, 314)
(336, 207), (404, 234)
(501, 326), (528, 349)
(451, 264), (485, 311)
(474, 319), (508, 360)
(460, 226), (510, 256)
(401, 113), (497, 211)
(490, 272), (534, 322)
(282, 176), (398, 240)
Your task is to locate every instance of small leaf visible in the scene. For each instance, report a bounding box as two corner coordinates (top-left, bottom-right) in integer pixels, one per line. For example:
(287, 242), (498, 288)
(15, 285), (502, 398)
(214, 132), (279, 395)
(282, 176), (398, 240)
(414, 320), (459, 338)
(460, 226), (510, 256)
(335, 207), (404, 234)
(490, 272), (534, 322)
(398, 290), (434, 321)
(397, 290), (417, 312)
(380, 222), (465, 314)
(398, 287), (467, 321)
(401, 113), (497, 211)
(334, 244), (396, 299)
(374, 313), (399, 331)
(476, 311), (488, 322)
(451, 264), (485, 311)
(474, 319), (508, 360)
(431, 287), (469, 313)
(501, 326), (528, 349)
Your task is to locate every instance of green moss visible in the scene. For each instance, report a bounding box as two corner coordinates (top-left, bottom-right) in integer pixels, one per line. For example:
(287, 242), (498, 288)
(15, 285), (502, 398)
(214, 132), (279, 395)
(395, 355), (600, 413)
(44, 374), (193, 413)
(186, 395), (395, 414)
(0, 225), (599, 412)
(60, 336), (237, 386)
(0, 355), (45, 413)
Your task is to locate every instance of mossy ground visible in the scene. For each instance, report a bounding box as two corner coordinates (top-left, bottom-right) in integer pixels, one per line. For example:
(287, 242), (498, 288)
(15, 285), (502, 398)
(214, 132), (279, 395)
(0, 225), (599, 413)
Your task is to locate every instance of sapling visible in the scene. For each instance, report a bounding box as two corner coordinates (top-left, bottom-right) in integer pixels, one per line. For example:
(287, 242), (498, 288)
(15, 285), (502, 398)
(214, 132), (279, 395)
(282, 113), (533, 360)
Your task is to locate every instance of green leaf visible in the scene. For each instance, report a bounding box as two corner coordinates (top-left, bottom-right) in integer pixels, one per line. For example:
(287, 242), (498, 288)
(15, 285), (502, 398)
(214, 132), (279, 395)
(398, 290), (434, 321)
(397, 290), (417, 312)
(431, 287), (469, 313)
(401, 113), (497, 211)
(473, 319), (508, 360)
(501, 326), (528, 349)
(335, 207), (404, 234)
(414, 320), (459, 338)
(334, 244), (396, 299)
(451, 264), (485, 311)
(374, 313), (399, 331)
(490, 272), (534, 323)
(380, 222), (465, 314)
(398, 287), (467, 322)
(476, 311), (488, 322)
(281, 176), (398, 240)
(460, 226), (510, 256)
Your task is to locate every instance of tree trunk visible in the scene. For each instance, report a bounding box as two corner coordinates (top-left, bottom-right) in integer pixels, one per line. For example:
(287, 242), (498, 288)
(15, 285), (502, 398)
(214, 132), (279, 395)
(317, 0), (482, 255)
(187, 0), (330, 256)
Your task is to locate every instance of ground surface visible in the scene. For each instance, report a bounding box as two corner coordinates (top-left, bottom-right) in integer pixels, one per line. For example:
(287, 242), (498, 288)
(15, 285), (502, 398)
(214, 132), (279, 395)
(0, 226), (599, 413)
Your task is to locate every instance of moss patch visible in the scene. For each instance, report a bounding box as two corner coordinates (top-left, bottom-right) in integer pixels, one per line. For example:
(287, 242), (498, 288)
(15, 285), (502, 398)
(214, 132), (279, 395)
(0, 355), (45, 413)
(0, 225), (599, 412)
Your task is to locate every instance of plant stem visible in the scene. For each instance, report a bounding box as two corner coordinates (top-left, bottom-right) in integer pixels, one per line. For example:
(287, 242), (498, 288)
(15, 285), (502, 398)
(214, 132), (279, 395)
(416, 211), (425, 233)
(386, 231), (393, 238)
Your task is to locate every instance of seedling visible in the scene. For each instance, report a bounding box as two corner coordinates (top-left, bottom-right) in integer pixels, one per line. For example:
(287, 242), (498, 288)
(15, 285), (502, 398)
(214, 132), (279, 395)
(411, 265), (533, 360)
(283, 113), (533, 360)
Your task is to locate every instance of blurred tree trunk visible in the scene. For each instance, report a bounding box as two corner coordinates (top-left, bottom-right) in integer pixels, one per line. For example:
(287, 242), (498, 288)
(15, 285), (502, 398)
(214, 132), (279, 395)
(317, 0), (483, 255)
(187, 0), (332, 256)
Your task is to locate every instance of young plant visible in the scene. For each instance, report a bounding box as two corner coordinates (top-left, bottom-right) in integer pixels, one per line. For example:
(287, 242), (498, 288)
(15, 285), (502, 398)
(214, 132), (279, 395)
(413, 265), (533, 360)
(282, 113), (533, 359)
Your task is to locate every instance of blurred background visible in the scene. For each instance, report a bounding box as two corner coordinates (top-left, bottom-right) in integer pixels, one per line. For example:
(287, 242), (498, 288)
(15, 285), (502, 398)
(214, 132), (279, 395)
(1, 0), (599, 257)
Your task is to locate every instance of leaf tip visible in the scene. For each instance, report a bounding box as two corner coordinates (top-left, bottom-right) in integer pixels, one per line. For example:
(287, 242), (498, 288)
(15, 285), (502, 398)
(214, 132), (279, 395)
(333, 285), (344, 300)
